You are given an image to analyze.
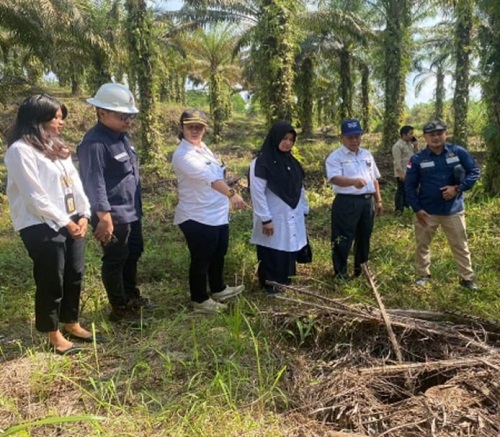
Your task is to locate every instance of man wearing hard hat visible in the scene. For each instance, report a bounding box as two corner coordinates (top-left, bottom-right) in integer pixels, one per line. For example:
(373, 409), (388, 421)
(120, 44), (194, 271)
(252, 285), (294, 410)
(77, 83), (152, 322)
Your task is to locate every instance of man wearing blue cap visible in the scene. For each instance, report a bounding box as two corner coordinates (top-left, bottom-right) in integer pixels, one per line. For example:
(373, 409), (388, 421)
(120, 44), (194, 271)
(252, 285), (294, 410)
(405, 120), (480, 289)
(325, 118), (383, 280)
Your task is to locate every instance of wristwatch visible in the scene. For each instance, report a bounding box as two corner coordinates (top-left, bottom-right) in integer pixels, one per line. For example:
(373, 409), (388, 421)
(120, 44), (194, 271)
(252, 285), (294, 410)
(227, 188), (236, 198)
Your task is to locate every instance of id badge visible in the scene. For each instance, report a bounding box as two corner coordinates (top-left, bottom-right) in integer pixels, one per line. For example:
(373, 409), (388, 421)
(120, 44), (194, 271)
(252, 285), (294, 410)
(65, 192), (76, 213)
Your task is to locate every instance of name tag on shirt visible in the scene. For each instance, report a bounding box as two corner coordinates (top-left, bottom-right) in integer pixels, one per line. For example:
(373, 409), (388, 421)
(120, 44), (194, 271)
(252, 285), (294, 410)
(446, 156), (460, 164)
(420, 161), (435, 169)
(114, 152), (128, 160)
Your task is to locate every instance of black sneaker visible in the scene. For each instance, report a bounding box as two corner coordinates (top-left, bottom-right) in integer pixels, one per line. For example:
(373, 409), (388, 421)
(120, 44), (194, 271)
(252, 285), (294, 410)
(459, 279), (479, 290)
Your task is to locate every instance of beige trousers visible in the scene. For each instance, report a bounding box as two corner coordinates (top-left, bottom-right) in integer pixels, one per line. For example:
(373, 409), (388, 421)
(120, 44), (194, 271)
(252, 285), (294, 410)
(414, 212), (474, 281)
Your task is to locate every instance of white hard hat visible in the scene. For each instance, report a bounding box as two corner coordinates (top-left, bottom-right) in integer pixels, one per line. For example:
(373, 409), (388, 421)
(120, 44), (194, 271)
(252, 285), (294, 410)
(87, 83), (139, 114)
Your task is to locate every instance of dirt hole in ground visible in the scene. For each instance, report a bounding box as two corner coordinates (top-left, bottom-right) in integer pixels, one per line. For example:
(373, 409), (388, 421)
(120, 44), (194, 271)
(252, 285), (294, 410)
(263, 293), (500, 437)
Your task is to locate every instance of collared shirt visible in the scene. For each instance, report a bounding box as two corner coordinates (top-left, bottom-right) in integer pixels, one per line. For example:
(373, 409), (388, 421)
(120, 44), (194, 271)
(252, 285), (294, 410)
(325, 145), (380, 195)
(405, 143), (480, 215)
(249, 158), (309, 251)
(77, 122), (142, 225)
(392, 138), (414, 178)
(5, 139), (91, 231)
(172, 139), (229, 226)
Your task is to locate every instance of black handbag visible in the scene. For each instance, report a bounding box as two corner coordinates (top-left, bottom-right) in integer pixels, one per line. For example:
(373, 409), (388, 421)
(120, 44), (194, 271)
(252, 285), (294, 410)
(296, 239), (312, 264)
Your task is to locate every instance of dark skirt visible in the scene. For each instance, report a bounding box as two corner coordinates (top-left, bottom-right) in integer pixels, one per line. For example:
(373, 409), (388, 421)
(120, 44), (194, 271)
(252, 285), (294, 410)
(256, 245), (296, 292)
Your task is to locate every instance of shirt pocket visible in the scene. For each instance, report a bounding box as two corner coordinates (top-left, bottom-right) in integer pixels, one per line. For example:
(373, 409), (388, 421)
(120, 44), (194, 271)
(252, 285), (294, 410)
(109, 146), (132, 176)
(341, 161), (358, 178)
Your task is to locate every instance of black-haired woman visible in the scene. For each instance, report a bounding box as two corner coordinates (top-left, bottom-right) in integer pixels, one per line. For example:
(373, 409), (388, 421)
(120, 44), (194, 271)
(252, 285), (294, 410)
(172, 109), (247, 314)
(250, 121), (309, 294)
(5, 94), (95, 355)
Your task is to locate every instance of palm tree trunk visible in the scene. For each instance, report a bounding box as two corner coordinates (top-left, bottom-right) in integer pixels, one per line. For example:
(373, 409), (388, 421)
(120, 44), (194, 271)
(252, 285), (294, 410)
(360, 62), (370, 133)
(126, 0), (161, 168)
(382, 0), (411, 150)
(436, 69), (445, 120)
(452, 0), (473, 147)
(297, 56), (314, 137)
(338, 46), (352, 120)
(480, 2), (500, 194)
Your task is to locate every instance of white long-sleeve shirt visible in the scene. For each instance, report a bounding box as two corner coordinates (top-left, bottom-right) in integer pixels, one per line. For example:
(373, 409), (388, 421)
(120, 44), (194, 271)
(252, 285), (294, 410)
(172, 139), (229, 226)
(5, 139), (91, 231)
(249, 158), (309, 252)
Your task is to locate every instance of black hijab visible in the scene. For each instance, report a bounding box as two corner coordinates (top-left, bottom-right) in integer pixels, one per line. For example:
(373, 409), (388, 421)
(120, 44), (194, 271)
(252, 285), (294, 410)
(254, 121), (304, 209)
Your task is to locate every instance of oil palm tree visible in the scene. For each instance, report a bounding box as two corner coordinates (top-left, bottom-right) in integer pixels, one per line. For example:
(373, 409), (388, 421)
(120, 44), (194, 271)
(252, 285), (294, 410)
(181, 26), (242, 142)
(168, 0), (304, 125)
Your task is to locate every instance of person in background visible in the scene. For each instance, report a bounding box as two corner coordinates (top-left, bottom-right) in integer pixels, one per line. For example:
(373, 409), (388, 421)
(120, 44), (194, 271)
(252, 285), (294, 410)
(249, 121), (309, 294)
(325, 118), (383, 280)
(405, 120), (480, 289)
(5, 94), (96, 355)
(172, 109), (247, 314)
(411, 136), (419, 152)
(391, 125), (415, 215)
(77, 83), (151, 322)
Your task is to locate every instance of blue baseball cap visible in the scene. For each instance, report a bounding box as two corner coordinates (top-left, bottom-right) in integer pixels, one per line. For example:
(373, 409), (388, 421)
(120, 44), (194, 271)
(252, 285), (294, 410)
(341, 118), (363, 135)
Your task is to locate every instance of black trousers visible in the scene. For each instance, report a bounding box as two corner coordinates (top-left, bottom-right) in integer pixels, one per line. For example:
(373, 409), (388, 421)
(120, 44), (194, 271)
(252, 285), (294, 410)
(179, 220), (228, 303)
(101, 220), (143, 308)
(257, 245), (296, 291)
(20, 222), (86, 333)
(331, 194), (375, 277)
(394, 177), (408, 212)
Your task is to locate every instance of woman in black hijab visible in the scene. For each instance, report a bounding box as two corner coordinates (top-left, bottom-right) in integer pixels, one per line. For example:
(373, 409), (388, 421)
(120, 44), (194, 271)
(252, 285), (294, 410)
(249, 121), (309, 294)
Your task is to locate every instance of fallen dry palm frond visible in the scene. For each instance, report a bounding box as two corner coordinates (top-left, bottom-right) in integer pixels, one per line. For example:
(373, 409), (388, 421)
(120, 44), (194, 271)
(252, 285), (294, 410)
(261, 281), (500, 436)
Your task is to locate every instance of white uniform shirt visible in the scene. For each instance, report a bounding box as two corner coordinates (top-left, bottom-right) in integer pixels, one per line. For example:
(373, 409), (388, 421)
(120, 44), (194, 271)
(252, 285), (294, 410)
(325, 145), (380, 195)
(249, 158), (309, 252)
(5, 139), (91, 231)
(172, 139), (229, 226)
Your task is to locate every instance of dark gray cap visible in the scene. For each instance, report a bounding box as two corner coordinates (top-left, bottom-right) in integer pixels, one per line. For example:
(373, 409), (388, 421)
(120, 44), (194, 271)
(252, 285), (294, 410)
(423, 120), (447, 134)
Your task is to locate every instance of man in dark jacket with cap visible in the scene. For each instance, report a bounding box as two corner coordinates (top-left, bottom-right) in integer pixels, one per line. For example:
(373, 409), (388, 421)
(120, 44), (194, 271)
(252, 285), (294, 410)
(405, 120), (480, 289)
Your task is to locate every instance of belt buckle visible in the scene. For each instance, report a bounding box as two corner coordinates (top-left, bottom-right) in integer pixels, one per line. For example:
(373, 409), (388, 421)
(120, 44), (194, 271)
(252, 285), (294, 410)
(364, 194), (371, 199)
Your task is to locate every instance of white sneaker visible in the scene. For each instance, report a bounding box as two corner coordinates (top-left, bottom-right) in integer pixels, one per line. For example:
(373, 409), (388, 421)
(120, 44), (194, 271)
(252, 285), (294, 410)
(415, 276), (431, 286)
(193, 298), (227, 314)
(212, 284), (245, 302)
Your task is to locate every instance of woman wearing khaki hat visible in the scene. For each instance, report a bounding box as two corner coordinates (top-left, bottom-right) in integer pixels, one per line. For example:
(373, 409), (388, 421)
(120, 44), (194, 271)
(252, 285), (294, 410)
(172, 109), (247, 314)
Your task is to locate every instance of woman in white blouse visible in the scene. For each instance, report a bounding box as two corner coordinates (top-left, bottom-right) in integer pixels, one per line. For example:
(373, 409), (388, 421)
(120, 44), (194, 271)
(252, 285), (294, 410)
(249, 121), (309, 294)
(172, 109), (247, 314)
(5, 94), (97, 355)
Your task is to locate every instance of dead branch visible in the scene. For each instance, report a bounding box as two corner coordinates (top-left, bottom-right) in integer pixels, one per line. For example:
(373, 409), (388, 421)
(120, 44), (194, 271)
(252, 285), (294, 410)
(357, 355), (500, 375)
(362, 264), (403, 364)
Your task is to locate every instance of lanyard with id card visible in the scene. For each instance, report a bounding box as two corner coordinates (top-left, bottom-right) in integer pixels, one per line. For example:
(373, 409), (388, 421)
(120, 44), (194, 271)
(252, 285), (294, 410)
(57, 160), (76, 214)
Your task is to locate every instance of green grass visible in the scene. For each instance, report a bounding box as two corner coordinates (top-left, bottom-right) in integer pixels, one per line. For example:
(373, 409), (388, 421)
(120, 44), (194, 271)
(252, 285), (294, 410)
(0, 93), (499, 435)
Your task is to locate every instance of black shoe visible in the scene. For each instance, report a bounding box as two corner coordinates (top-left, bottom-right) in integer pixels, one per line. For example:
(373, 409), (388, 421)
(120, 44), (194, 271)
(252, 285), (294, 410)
(109, 306), (141, 323)
(333, 273), (350, 281)
(54, 345), (85, 356)
(64, 330), (106, 344)
(127, 296), (155, 311)
(459, 279), (479, 290)
(263, 284), (280, 295)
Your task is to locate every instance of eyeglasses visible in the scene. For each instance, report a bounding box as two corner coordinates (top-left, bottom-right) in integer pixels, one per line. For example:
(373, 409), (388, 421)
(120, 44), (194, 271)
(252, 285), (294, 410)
(105, 110), (137, 121)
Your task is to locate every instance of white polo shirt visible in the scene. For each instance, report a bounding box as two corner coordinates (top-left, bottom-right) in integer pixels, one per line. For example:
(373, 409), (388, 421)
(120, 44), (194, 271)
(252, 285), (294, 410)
(172, 139), (229, 226)
(325, 145), (380, 195)
(5, 139), (91, 231)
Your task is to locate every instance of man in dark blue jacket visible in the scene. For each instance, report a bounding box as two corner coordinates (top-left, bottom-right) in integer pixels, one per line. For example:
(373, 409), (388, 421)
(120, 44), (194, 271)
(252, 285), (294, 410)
(405, 120), (480, 289)
(78, 83), (151, 322)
